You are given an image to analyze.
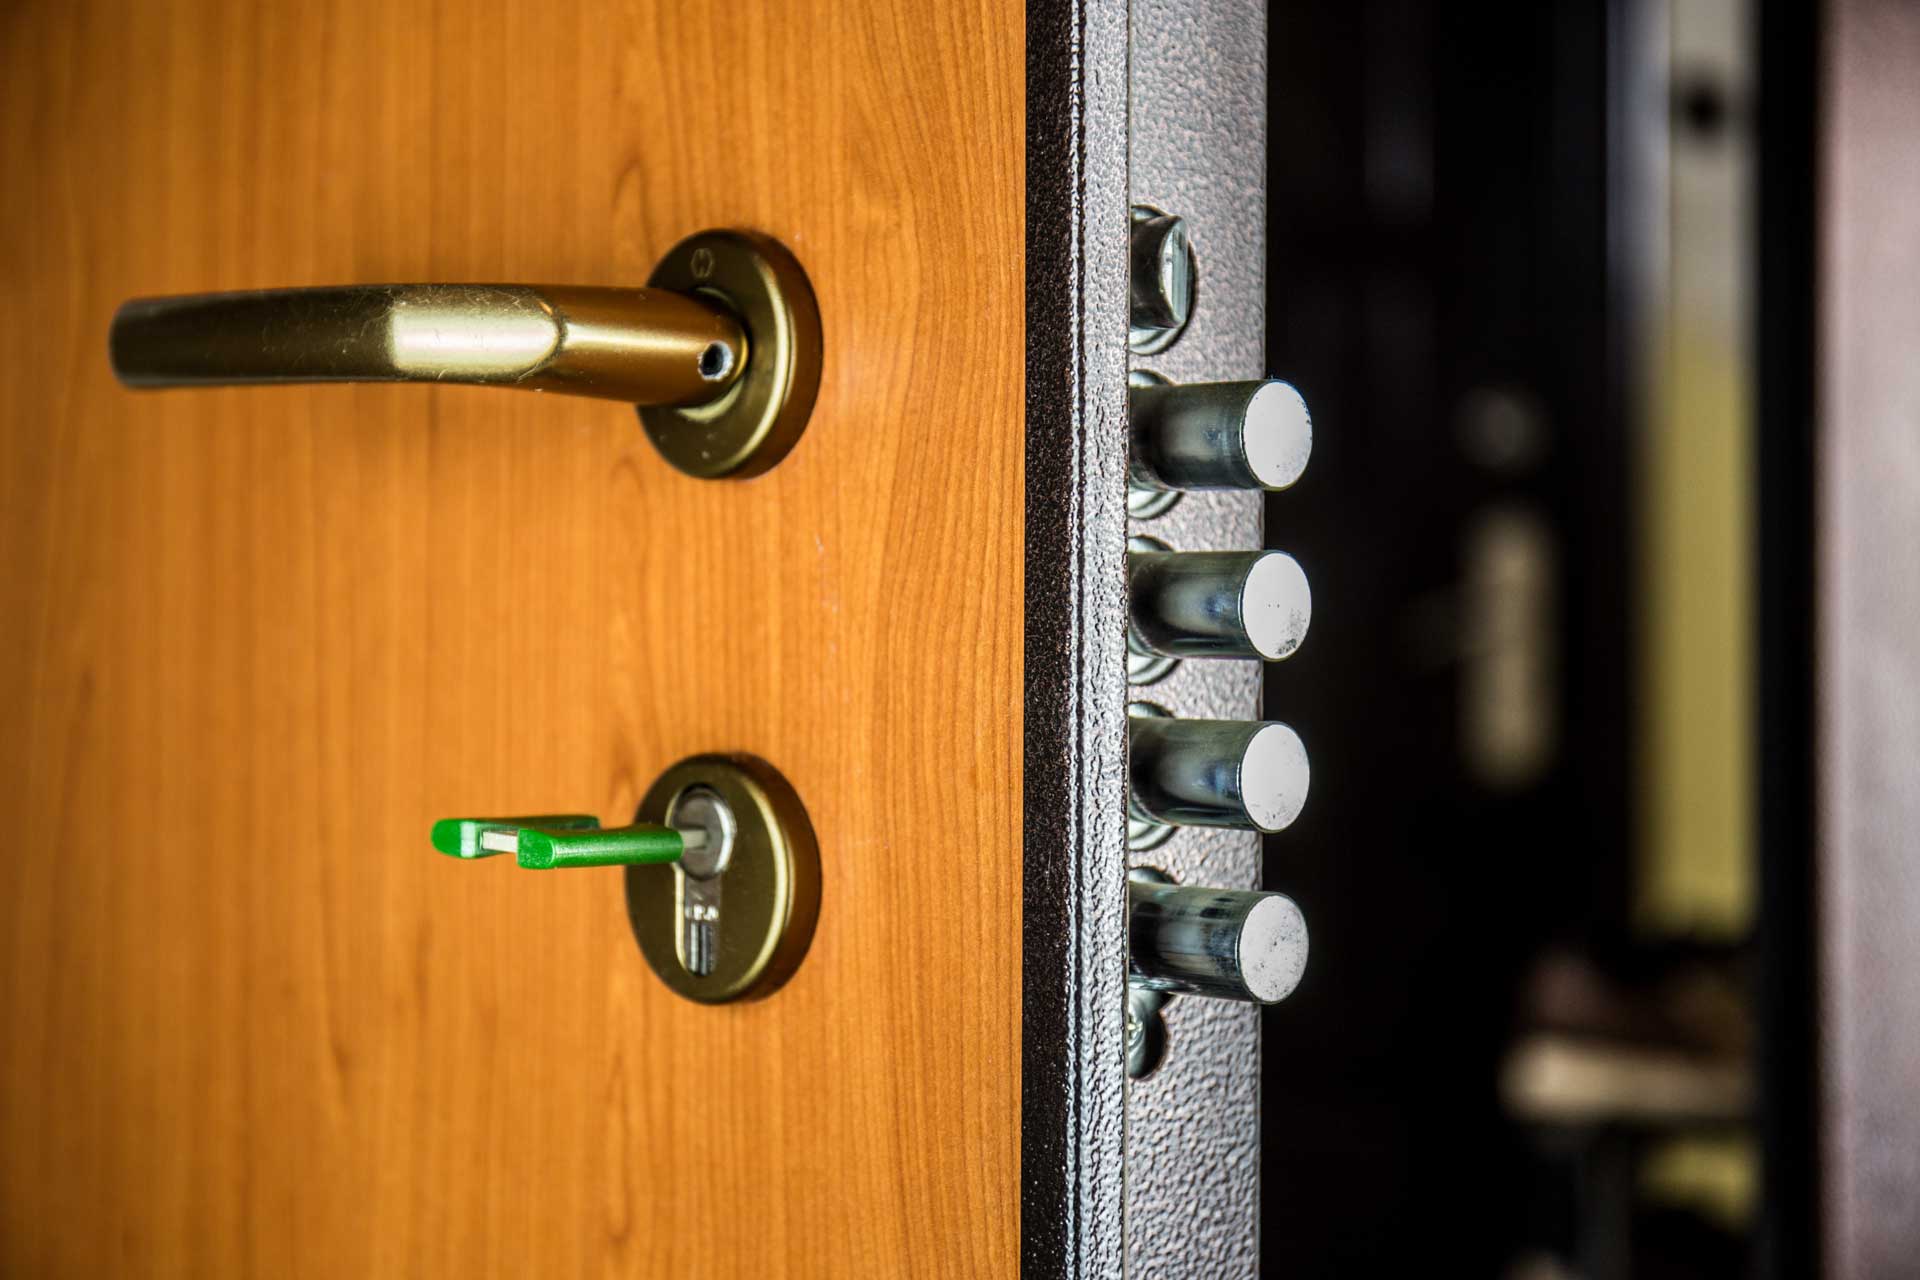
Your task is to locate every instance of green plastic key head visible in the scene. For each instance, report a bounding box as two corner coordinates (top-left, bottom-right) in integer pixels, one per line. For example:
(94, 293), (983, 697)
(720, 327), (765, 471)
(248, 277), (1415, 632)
(430, 815), (686, 870)
(513, 824), (687, 869)
(430, 814), (600, 860)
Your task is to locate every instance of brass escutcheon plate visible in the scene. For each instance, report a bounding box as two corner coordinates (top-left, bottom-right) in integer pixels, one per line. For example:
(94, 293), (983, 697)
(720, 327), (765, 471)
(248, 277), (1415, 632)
(639, 230), (822, 478)
(625, 754), (821, 1003)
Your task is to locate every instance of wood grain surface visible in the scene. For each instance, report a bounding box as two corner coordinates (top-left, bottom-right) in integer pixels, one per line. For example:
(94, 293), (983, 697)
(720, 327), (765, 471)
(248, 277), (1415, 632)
(0, 1), (1024, 1274)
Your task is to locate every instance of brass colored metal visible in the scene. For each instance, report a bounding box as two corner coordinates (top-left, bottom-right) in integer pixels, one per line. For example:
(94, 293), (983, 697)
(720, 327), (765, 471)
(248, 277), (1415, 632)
(626, 754), (821, 1003)
(639, 230), (823, 478)
(110, 284), (746, 406)
(107, 229), (821, 476)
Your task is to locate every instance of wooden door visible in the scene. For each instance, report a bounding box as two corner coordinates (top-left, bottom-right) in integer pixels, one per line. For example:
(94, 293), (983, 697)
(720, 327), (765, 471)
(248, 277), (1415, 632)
(0, 1), (1023, 1274)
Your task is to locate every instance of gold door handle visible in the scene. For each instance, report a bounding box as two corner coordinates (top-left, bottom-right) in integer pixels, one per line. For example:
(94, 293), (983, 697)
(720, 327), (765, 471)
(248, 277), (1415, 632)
(107, 229), (822, 478)
(111, 284), (745, 406)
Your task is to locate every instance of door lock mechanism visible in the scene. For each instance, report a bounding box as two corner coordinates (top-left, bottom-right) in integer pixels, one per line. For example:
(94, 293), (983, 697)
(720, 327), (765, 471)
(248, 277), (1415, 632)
(433, 754), (821, 1003)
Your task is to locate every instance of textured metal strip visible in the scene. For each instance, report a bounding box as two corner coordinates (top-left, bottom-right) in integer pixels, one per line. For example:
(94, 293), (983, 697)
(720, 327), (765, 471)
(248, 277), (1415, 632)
(1819, 1), (1920, 1273)
(1022, 0), (1132, 1274)
(1125, 0), (1270, 1275)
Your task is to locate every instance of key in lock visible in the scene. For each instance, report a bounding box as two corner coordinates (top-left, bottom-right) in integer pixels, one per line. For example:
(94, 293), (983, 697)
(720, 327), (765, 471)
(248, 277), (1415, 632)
(628, 755), (820, 1002)
(432, 754), (820, 1004)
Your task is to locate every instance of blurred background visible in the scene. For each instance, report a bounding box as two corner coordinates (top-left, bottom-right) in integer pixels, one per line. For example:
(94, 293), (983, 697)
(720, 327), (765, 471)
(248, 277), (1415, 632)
(1260, 0), (1820, 1274)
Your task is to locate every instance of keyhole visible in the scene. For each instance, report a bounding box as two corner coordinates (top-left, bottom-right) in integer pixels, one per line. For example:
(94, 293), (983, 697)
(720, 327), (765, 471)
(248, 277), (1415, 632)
(669, 785), (735, 979)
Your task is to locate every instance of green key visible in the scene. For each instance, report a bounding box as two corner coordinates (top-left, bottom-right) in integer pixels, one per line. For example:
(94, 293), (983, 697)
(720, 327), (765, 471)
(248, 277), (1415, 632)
(430, 814), (689, 870)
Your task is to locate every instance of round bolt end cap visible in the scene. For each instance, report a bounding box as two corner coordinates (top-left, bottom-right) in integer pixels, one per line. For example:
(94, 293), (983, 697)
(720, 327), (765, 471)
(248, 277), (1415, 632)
(1241, 722), (1310, 832)
(1241, 552), (1313, 661)
(1239, 893), (1310, 1003)
(1242, 381), (1313, 491)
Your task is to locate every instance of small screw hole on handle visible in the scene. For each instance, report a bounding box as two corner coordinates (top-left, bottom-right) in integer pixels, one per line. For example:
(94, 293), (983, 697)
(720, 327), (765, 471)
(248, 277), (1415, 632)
(698, 340), (735, 381)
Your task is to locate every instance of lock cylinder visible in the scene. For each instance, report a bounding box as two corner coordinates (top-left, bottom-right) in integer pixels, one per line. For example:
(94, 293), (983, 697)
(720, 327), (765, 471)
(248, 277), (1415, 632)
(626, 754), (820, 1003)
(431, 754), (819, 1003)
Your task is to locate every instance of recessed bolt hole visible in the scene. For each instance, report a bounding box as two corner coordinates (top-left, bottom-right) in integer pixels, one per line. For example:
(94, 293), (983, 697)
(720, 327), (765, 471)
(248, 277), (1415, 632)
(699, 341), (735, 382)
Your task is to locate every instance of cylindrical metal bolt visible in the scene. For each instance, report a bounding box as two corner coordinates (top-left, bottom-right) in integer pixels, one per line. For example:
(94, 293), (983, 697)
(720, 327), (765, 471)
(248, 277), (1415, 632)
(1129, 880), (1309, 1003)
(1128, 548), (1312, 661)
(1130, 379), (1313, 492)
(1128, 715), (1310, 832)
(1129, 210), (1195, 338)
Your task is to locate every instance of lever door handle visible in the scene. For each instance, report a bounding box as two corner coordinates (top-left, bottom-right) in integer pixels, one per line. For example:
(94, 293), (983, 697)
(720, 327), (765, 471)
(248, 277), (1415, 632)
(111, 284), (746, 407)
(107, 229), (823, 478)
